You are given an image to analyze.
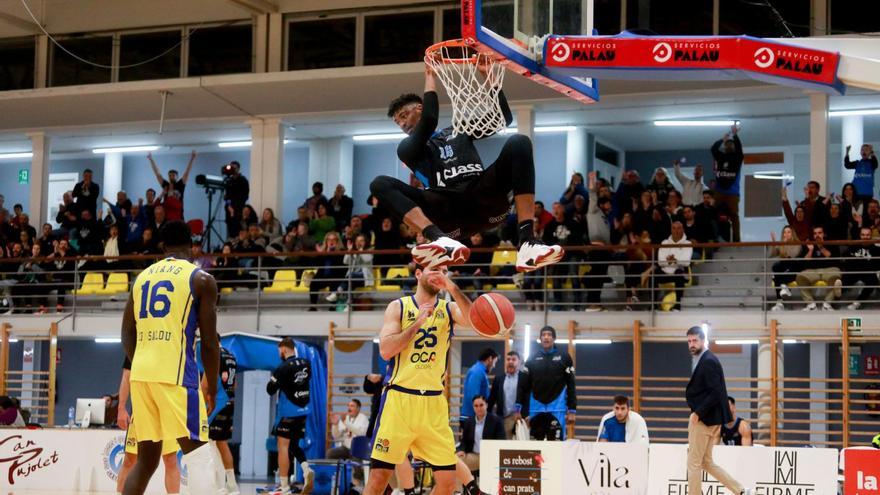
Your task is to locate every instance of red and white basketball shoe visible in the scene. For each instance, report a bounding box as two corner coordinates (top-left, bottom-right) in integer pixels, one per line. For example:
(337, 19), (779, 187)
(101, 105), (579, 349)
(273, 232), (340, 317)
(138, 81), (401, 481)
(411, 236), (471, 269)
(516, 241), (564, 272)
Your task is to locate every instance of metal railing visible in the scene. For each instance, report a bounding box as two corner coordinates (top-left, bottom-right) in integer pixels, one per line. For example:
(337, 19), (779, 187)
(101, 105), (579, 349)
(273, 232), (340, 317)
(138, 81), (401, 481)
(1, 240), (878, 325)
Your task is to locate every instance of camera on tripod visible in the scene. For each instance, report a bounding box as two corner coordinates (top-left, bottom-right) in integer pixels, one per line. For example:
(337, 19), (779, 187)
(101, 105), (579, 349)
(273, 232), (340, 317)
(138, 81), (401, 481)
(195, 162), (237, 190)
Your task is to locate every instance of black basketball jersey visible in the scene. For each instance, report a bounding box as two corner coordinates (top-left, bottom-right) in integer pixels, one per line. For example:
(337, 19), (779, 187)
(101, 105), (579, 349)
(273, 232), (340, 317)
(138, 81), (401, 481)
(721, 417), (743, 445)
(219, 347), (237, 398)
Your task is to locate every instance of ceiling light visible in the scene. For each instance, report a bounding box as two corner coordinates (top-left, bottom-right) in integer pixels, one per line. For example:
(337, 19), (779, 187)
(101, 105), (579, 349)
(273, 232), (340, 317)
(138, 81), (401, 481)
(782, 339), (800, 344)
(95, 338), (121, 344)
(654, 120), (739, 127)
(352, 133), (408, 142)
(92, 145), (160, 154)
(539, 338), (612, 345)
(829, 108), (880, 117)
(534, 125), (577, 133)
(715, 339), (760, 345)
(0, 152), (33, 160)
(218, 139), (292, 148)
(7, 338), (18, 343)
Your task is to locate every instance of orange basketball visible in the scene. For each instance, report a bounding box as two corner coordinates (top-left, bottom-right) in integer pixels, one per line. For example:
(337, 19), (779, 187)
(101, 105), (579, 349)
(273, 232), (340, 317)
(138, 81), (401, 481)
(469, 293), (515, 337)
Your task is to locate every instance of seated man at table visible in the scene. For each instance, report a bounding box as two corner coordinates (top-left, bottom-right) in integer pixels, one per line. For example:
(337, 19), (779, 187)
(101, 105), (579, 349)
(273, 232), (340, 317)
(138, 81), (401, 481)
(720, 396), (753, 446)
(457, 395), (506, 474)
(597, 395), (649, 444)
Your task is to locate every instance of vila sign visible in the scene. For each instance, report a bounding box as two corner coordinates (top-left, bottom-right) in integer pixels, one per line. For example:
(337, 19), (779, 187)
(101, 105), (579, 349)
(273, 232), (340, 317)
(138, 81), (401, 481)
(563, 441), (648, 494)
(844, 449), (880, 494)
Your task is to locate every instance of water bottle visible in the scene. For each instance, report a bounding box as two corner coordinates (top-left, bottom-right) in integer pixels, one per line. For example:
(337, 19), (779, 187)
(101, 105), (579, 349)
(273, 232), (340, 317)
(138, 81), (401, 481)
(67, 406), (75, 427)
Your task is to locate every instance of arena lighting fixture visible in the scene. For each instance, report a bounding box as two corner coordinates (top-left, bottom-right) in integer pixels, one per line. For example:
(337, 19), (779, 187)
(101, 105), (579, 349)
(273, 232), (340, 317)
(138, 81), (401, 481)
(217, 140), (292, 148)
(552, 338), (613, 345)
(352, 133), (408, 142)
(701, 322), (711, 346)
(534, 125), (577, 133)
(7, 339), (18, 343)
(92, 145), (160, 154)
(715, 339), (760, 345)
(653, 120), (739, 127)
(0, 152), (33, 159)
(829, 108), (880, 117)
(95, 338), (122, 344)
(523, 323), (531, 362)
(782, 339), (799, 344)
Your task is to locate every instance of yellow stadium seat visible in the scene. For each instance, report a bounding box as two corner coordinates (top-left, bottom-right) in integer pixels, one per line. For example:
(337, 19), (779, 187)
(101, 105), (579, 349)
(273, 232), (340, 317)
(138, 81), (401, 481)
(377, 267), (409, 292)
(74, 272), (105, 296)
(264, 270), (298, 294)
(294, 270), (316, 293)
(96, 272), (129, 295)
(220, 287), (234, 294)
(489, 250), (519, 291)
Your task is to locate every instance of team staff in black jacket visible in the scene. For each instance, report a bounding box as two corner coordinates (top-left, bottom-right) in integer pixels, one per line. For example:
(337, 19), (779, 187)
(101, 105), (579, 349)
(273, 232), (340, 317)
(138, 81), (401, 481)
(515, 326), (577, 440)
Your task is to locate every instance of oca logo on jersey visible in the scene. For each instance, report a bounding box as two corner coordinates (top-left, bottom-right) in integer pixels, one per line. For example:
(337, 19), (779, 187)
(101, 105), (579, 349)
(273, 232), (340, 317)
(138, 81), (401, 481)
(410, 351), (437, 364)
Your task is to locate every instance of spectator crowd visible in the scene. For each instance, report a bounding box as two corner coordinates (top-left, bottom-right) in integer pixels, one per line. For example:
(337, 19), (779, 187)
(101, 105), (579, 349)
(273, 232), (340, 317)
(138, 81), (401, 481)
(0, 132), (877, 313)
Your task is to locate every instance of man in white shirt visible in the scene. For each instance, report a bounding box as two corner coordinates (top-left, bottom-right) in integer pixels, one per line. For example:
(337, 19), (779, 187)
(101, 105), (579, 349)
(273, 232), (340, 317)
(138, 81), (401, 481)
(597, 395), (649, 444)
(328, 399), (369, 459)
(674, 160), (707, 206)
(653, 221), (693, 311)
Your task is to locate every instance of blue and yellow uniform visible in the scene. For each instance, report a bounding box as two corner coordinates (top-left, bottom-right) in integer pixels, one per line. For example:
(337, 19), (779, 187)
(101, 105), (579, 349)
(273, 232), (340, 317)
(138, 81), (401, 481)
(129, 257), (208, 444)
(121, 357), (179, 456)
(371, 296), (457, 468)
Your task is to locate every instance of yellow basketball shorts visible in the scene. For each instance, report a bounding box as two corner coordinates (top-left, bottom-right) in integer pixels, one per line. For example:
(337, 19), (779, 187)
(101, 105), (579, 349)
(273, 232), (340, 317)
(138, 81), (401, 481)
(130, 380), (208, 444)
(124, 416), (180, 456)
(371, 388), (457, 468)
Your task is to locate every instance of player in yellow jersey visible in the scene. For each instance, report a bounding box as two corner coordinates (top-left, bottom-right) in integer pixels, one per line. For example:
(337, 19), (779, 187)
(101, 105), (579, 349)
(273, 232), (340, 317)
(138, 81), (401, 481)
(121, 221), (221, 495)
(364, 264), (477, 495)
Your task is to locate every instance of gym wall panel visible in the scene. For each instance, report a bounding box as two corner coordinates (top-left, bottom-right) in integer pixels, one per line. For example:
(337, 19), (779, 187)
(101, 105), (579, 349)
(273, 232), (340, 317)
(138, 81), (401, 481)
(282, 146), (310, 222)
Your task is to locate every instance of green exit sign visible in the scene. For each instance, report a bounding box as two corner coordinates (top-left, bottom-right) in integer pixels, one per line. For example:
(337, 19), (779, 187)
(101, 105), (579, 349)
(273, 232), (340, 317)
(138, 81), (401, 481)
(843, 317), (862, 334)
(17, 169), (28, 184)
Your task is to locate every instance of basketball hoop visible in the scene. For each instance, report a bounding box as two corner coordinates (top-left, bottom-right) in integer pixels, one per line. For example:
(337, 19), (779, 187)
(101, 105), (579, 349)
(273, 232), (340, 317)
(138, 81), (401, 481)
(425, 39), (507, 139)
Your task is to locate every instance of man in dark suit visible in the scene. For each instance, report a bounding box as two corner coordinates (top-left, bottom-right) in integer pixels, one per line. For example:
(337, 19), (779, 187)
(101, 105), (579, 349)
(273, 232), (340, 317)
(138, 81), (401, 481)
(488, 350), (525, 437)
(685, 326), (751, 495)
(457, 395), (506, 475)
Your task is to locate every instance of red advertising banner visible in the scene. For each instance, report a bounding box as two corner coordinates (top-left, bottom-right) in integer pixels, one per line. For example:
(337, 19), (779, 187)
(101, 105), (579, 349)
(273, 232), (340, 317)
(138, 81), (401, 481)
(544, 35), (841, 91)
(844, 449), (880, 494)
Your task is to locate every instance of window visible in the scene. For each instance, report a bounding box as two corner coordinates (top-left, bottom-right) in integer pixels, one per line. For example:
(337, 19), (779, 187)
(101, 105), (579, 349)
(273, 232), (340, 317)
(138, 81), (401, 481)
(187, 24), (253, 76)
(0, 37), (35, 91)
(364, 11), (434, 65)
(594, 0), (622, 35)
(288, 17), (356, 70)
(831, 0), (880, 34)
(483, 0), (516, 39)
(648, 0), (713, 35)
(118, 30), (182, 82)
(442, 8), (461, 41)
(595, 142), (620, 167)
(50, 35), (112, 87)
(718, 0), (809, 37)
(553, 0), (586, 35)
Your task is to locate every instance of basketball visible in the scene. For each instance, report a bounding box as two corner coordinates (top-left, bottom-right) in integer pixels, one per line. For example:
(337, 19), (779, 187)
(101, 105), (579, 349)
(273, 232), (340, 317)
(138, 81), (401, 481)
(469, 293), (515, 337)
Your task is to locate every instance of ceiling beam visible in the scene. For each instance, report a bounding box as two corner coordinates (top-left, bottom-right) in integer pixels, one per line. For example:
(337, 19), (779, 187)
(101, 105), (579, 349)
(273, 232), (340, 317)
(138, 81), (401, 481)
(0, 12), (41, 34)
(227, 0), (278, 15)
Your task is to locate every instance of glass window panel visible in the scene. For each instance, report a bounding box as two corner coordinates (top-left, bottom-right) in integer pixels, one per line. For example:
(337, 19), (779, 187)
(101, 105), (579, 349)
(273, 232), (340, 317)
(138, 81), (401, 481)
(118, 30), (182, 82)
(188, 24), (253, 76)
(443, 8), (461, 41)
(50, 35), (112, 87)
(288, 17), (356, 70)
(718, 0), (810, 37)
(594, 0), (622, 35)
(482, 0), (516, 39)
(364, 11), (434, 65)
(831, 0), (880, 34)
(0, 37), (35, 91)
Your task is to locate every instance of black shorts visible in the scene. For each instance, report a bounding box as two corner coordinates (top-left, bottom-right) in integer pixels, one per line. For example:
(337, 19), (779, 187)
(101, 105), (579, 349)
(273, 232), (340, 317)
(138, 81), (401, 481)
(413, 183), (511, 239)
(529, 412), (563, 441)
(273, 415), (307, 440)
(209, 403), (235, 441)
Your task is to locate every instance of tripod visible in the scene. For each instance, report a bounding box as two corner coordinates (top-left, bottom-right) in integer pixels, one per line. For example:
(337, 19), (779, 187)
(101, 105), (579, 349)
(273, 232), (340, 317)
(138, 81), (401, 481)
(202, 186), (226, 251)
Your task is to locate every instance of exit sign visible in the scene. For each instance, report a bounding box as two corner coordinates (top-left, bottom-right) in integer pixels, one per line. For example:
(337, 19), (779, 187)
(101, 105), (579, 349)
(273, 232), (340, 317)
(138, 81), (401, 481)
(17, 169), (28, 184)
(844, 317), (862, 334)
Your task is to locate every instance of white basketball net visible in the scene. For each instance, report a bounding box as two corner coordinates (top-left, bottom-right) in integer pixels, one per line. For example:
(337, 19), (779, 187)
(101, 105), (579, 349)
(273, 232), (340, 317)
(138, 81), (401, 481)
(425, 42), (507, 139)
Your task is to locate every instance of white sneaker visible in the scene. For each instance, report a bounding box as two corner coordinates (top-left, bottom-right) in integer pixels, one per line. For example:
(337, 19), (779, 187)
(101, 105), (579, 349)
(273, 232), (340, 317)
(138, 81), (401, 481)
(822, 302), (834, 311)
(516, 241), (564, 272)
(803, 302), (817, 311)
(771, 302), (784, 311)
(584, 305), (603, 312)
(847, 301), (862, 310)
(833, 279), (843, 298)
(411, 236), (470, 268)
(779, 284), (791, 297)
(325, 291), (338, 303)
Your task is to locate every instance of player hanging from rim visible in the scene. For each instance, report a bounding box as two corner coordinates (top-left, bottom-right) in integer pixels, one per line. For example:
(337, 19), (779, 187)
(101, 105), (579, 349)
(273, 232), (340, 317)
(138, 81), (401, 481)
(371, 63), (564, 271)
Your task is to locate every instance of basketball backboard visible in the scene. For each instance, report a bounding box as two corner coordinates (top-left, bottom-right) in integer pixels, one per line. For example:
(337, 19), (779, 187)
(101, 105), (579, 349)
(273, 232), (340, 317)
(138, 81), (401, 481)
(461, 0), (599, 103)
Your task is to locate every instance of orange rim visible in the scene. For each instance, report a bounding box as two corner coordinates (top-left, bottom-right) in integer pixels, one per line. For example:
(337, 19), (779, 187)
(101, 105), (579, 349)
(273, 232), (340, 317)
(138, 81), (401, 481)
(425, 38), (482, 65)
